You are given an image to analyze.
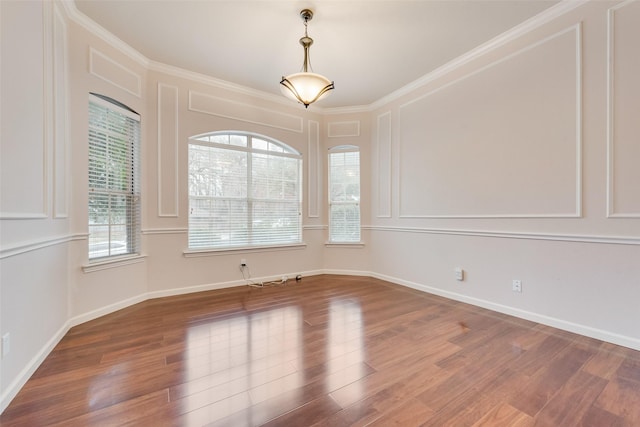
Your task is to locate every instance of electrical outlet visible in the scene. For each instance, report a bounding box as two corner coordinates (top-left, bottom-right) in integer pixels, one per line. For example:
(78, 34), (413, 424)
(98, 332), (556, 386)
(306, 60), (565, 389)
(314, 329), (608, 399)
(2, 333), (10, 357)
(240, 258), (247, 267)
(512, 280), (522, 293)
(455, 267), (464, 281)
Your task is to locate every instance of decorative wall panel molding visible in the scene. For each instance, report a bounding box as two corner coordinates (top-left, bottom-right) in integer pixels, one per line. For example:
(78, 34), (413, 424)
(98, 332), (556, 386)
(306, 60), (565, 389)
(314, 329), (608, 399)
(188, 91), (303, 133)
(607, 0), (640, 218)
(364, 226), (640, 246)
(53, 4), (69, 218)
(328, 121), (360, 138)
(307, 121), (321, 218)
(398, 25), (582, 218)
(376, 112), (392, 218)
(0, 233), (87, 259)
(89, 48), (142, 97)
(0, 0), (48, 219)
(157, 83), (179, 217)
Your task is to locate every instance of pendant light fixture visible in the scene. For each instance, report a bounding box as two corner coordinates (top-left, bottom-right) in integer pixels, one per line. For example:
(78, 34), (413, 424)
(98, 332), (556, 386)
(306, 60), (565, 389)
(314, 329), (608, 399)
(280, 9), (334, 108)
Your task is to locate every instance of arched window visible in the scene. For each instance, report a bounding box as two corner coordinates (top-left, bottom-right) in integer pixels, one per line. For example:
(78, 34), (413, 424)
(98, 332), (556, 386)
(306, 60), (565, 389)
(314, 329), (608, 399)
(328, 145), (361, 242)
(188, 132), (302, 249)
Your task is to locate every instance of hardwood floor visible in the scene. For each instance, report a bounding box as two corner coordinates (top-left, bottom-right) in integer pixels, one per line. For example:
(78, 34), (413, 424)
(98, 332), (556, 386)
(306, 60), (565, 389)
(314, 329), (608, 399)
(2, 274), (640, 426)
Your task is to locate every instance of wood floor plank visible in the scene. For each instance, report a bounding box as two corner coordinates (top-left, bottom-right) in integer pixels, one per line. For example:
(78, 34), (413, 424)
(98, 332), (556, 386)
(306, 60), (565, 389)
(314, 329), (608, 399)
(1, 275), (639, 426)
(48, 390), (171, 427)
(366, 397), (434, 426)
(594, 376), (640, 423)
(616, 357), (640, 383)
(417, 336), (529, 414)
(582, 343), (627, 380)
(259, 395), (342, 427)
(579, 406), (627, 427)
(471, 403), (533, 427)
(320, 362), (451, 426)
(420, 368), (528, 426)
(508, 345), (594, 417)
(534, 370), (608, 425)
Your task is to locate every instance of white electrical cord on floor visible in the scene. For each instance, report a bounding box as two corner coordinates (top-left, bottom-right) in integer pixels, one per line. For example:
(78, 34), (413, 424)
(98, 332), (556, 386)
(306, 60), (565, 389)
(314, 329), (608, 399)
(240, 264), (287, 288)
(240, 264), (262, 287)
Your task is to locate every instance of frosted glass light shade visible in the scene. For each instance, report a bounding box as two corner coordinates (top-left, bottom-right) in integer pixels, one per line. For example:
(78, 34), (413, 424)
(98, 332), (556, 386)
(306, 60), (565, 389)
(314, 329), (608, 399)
(280, 72), (334, 108)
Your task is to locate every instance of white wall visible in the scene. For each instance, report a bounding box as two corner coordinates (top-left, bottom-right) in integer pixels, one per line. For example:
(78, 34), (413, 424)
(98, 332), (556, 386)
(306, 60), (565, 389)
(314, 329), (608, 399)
(1, 0), (638, 415)
(368, 0), (640, 348)
(1, 0), (71, 413)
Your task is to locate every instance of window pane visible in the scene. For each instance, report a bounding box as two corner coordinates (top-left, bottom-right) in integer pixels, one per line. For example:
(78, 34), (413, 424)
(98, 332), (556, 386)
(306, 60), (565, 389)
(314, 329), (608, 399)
(110, 225), (128, 256)
(211, 134), (229, 145)
(88, 192), (109, 225)
(230, 134), (247, 147)
(110, 194), (128, 225)
(268, 142), (284, 153)
(330, 151), (360, 202)
(88, 225), (109, 258)
(253, 138), (268, 151)
(189, 145), (247, 198)
(252, 154), (299, 201)
(330, 204), (361, 242)
(253, 201), (301, 244)
(189, 198), (249, 248)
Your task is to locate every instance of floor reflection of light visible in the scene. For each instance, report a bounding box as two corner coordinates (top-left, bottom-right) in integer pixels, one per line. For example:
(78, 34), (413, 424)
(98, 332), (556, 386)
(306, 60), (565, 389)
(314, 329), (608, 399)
(327, 298), (365, 395)
(88, 363), (129, 409)
(179, 304), (303, 424)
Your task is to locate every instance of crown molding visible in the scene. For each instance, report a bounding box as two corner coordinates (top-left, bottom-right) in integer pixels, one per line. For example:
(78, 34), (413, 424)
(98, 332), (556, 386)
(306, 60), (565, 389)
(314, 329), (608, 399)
(59, 0), (304, 110)
(61, 0), (587, 113)
(148, 60), (305, 110)
(59, 0), (149, 67)
(369, 0), (588, 111)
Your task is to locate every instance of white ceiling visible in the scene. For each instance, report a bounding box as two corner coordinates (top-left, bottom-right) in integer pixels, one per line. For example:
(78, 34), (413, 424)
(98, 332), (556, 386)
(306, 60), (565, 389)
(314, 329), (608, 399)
(74, 0), (560, 109)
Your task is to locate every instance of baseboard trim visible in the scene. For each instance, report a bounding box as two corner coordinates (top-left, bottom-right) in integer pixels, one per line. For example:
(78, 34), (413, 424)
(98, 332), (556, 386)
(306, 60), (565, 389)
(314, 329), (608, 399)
(146, 279), (248, 300)
(68, 294), (148, 328)
(0, 321), (70, 414)
(0, 233), (87, 259)
(369, 271), (640, 352)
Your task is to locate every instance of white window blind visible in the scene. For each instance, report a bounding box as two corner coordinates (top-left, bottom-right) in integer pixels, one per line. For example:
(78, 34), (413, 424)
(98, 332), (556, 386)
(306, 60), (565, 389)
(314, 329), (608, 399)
(188, 133), (302, 249)
(88, 94), (141, 260)
(329, 147), (361, 242)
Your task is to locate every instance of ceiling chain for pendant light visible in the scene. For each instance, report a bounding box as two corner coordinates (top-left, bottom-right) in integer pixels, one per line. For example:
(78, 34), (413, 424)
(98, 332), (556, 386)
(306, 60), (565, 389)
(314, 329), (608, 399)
(280, 9), (334, 108)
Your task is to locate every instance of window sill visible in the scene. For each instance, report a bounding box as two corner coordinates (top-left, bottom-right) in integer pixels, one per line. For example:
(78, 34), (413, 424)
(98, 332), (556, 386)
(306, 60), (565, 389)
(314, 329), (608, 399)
(324, 241), (365, 248)
(183, 242), (307, 258)
(82, 254), (147, 273)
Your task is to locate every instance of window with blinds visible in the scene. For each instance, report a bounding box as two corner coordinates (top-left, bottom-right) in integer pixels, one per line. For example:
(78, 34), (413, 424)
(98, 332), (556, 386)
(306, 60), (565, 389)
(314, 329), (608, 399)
(188, 133), (302, 249)
(329, 146), (361, 242)
(88, 94), (141, 260)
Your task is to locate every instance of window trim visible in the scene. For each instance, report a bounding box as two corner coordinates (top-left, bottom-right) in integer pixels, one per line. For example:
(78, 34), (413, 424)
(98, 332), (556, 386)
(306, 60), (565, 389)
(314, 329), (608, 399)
(328, 145), (362, 244)
(87, 93), (141, 262)
(324, 242), (365, 248)
(187, 131), (303, 250)
(82, 254), (146, 273)
(183, 242), (307, 258)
